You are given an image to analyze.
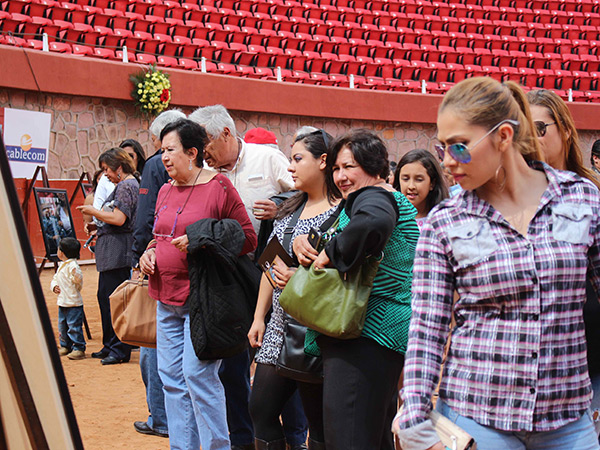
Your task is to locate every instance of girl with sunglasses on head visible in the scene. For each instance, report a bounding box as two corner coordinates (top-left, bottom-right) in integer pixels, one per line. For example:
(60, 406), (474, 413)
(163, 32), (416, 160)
(393, 77), (600, 450)
(393, 149), (449, 230)
(528, 89), (600, 441)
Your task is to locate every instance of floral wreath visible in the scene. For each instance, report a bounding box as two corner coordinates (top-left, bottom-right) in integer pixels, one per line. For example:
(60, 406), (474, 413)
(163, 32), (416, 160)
(130, 64), (171, 117)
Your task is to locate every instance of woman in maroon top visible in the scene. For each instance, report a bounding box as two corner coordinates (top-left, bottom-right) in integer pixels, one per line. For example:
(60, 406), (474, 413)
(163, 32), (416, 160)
(140, 119), (256, 450)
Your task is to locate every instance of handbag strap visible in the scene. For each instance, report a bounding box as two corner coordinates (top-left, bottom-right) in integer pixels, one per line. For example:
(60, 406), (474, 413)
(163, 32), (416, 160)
(282, 201), (306, 251)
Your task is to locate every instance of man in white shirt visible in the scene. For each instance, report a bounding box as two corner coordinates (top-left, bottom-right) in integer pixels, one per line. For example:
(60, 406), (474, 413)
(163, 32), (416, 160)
(188, 105), (295, 450)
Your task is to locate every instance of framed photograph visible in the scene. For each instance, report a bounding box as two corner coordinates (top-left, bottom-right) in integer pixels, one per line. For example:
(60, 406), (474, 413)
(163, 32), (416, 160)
(0, 135), (83, 448)
(33, 188), (77, 259)
(81, 182), (93, 196)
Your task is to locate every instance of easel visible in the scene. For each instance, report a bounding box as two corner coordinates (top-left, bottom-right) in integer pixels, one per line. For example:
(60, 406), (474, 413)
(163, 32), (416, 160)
(69, 172), (92, 205)
(22, 166), (92, 340)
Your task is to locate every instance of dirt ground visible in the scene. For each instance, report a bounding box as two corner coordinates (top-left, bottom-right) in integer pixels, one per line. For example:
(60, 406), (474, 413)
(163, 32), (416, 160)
(40, 264), (170, 450)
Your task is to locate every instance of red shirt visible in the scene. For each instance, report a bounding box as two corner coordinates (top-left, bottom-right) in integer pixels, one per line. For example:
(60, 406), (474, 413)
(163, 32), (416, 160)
(149, 173), (256, 305)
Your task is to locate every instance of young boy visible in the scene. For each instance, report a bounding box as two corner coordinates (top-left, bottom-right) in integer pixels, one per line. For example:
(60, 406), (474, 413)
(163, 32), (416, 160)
(51, 237), (86, 360)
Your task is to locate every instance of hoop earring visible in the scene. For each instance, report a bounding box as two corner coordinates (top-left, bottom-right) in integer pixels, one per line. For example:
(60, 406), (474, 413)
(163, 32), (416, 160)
(117, 171), (121, 180)
(189, 159), (193, 171)
(495, 165), (507, 191)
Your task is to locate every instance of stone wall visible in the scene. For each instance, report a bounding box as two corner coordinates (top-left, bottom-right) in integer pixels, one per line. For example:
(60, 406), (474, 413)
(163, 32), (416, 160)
(2, 87), (600, 179)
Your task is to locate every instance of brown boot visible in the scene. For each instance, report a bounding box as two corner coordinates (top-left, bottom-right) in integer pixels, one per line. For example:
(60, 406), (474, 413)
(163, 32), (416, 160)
(254, 438), (286, 450)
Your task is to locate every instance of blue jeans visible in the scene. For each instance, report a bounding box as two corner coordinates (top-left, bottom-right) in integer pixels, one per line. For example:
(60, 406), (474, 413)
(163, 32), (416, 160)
(437, 400), (600, 450)
(219, 349), (254, 446)
(58, 306), (85, 351)
(156, 301), (230, 450)
(140, 346), (168, 435)
(590, 374), (600, 439)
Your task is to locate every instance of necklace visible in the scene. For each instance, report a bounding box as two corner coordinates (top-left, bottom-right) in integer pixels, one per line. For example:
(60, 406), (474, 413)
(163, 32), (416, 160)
(153, 169), (203, 231)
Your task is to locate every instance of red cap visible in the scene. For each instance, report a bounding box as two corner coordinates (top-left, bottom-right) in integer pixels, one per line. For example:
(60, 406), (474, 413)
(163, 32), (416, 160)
(244, 127), (278, 146)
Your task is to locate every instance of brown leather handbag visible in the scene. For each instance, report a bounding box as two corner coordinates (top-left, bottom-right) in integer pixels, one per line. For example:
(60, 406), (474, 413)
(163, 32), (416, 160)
(109, 275), (157, 348)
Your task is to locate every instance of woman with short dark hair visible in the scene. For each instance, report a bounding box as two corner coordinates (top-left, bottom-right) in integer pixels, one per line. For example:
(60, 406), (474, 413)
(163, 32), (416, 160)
(297, 129), (420, 449)
(140, 118), (257, 450)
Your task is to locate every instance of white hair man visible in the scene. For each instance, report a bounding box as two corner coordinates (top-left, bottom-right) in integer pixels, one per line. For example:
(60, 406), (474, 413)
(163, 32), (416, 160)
(188, 105), (296, 450)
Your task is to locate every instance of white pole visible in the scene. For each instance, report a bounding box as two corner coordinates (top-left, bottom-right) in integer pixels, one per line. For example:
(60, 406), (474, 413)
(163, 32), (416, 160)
(568, 88), (573, 102)
(122, 46), (128, 63)
(201, 57), (207, 73)
(421, 79), (426, 93)
(350, 74), (355, 88)
(42, 33), (48, 52)
(276, 66), (282, 82)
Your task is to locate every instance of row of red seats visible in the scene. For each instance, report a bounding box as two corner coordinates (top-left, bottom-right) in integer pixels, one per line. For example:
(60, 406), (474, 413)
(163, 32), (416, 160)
(3, 11), (600, 79)
(5, 4), (600, 59)
(3, 32), (600, 102)
(7, 0), (600, 42)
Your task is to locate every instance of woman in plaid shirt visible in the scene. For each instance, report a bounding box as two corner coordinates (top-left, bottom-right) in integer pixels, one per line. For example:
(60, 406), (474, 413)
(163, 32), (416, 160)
(394, 77), (600, 450)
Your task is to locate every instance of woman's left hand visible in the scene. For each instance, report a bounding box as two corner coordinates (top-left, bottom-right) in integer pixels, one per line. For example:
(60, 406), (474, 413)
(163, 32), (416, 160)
(271, 259), (297, 289)
(172, 234), (189, 253)
(312, 250), (330, 270)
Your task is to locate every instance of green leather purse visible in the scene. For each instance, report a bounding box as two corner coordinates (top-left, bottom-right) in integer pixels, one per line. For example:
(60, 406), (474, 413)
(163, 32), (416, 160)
(278, 254), (381, 339)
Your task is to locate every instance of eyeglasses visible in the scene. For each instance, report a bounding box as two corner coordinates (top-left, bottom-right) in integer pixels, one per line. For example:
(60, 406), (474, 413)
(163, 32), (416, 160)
(434, 119), (519, 164)
(533, 121), (556, 137)
(152, 205), (183, 240)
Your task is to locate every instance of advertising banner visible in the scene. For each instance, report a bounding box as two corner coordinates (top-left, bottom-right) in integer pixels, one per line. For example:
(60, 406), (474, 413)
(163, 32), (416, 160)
(3, 108), (52, 178)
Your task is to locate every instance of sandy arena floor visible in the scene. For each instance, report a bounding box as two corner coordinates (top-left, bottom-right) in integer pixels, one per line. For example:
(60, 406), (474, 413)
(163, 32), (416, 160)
(40, 264), (170, 450)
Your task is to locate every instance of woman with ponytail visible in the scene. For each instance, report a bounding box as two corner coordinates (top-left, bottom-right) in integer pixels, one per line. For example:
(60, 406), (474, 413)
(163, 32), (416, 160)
(393, 78), (600, 450)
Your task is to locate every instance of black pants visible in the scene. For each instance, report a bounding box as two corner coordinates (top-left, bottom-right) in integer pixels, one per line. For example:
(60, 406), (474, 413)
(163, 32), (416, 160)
(319, 336), (404, 450)
(97, 268), (132, 360)
(249, 363), (325, 443)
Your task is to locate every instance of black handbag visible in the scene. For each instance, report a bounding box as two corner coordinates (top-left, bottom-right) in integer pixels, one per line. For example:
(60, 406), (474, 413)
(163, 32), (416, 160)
(274, 204), (341, 383)
(276, 313), (323, 383)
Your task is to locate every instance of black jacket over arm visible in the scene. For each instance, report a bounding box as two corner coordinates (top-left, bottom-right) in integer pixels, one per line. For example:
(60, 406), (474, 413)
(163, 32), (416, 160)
(325, 186), (398, 273)
(186, 218), (261, 360)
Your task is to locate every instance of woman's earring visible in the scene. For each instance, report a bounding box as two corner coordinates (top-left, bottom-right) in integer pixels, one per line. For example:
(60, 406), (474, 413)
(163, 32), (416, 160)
(494, 165), (507, 191)
(189, 159), (193, 171)
(117, 171), (121, 180)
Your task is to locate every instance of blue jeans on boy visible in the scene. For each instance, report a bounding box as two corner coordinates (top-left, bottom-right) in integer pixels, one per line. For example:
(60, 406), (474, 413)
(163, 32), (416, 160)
(436, 400), (600, 450)
(140, 346), (168, 435)
(156, 301), (230, 450)
(58, 305), (85, 351)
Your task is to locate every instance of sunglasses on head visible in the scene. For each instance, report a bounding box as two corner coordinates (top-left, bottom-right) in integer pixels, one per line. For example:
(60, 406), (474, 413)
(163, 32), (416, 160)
(533, 121), (556, 137)
(434, 119), (520, 164)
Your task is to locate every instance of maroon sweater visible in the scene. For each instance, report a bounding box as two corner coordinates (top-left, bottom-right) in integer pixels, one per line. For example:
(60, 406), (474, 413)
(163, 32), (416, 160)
(149, 173), (256, 305)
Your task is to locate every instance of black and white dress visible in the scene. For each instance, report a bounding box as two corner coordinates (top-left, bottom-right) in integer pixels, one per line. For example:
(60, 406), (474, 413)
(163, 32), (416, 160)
(255, 205), (337, 365)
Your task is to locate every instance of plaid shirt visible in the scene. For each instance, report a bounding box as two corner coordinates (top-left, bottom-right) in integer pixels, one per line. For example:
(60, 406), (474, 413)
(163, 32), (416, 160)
(398, 162), (600, 436)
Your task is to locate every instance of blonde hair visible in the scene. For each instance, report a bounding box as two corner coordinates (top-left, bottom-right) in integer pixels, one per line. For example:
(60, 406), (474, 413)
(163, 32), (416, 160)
(439, 77), (543, 163)
(527, 89), (600, 189)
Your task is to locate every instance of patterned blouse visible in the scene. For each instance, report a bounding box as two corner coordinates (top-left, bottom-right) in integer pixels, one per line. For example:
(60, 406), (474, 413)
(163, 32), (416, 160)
(255, 205), (337, 365)
(397, 162), (600, 447)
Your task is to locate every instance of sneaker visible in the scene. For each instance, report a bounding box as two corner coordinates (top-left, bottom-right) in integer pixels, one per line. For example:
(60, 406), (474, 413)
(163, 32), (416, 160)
(67, 350), (86, 360)
(58, 347), (70, 356)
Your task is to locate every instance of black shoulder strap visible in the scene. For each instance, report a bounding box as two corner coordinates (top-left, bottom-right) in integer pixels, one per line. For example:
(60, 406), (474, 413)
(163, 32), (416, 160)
(282, 201), (306, 250)
(319, 202), (343, 232)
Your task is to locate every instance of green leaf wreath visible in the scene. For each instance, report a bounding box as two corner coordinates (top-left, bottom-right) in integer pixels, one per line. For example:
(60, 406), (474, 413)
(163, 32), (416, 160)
(130, 64), (172, 117)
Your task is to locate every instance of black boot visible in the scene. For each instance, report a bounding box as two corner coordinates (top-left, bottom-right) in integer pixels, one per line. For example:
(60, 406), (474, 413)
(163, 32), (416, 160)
(255, 438), (287, 450)
(307, 438), (326, 450)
